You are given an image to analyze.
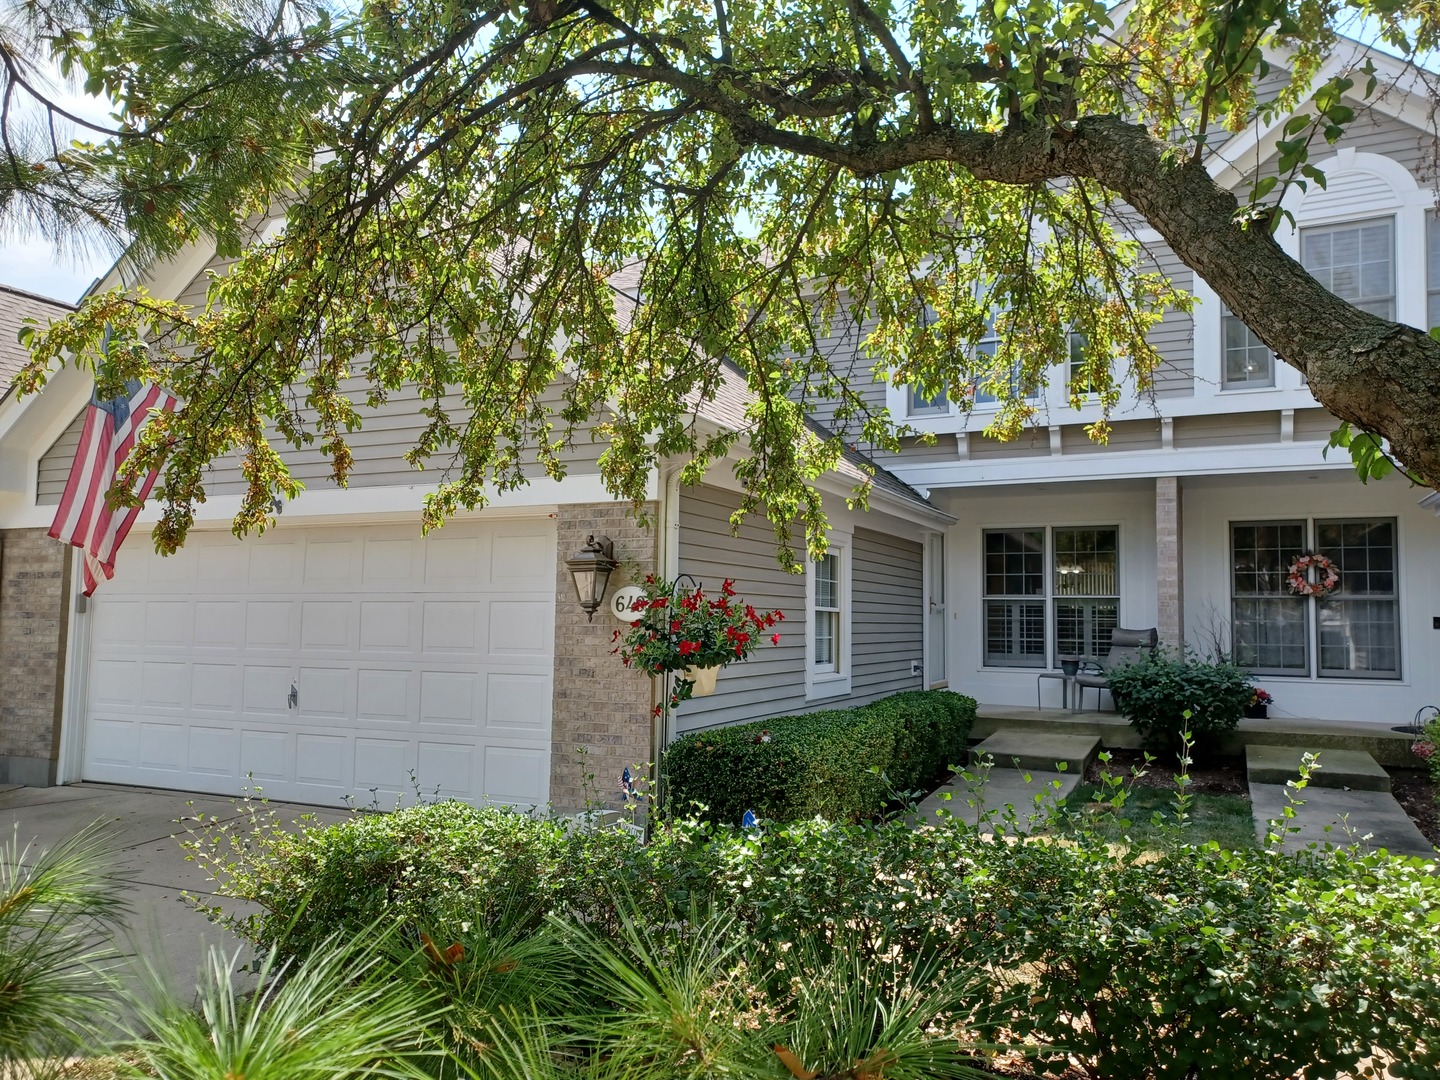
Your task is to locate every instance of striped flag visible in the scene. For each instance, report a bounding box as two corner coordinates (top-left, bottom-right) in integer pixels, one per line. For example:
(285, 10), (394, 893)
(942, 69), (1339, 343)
(49, 379), (176, 595)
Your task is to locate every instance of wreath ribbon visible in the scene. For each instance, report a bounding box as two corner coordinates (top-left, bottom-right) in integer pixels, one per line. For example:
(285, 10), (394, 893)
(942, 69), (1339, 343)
(1286, 553), (1340, 598)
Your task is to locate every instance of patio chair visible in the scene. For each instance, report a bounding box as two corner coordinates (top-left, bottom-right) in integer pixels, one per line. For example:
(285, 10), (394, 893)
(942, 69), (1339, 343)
(1073, 627), (1159, 711)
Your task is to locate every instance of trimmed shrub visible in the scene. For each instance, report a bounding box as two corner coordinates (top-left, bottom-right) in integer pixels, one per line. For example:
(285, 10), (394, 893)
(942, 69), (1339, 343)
(1104, 647), (1252, 754)
(664, 689), (975, 824)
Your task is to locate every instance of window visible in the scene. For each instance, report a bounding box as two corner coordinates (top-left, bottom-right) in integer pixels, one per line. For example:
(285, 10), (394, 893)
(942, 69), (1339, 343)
(813, 553), (840, 672)
(807, 543), (851, 697)
(983, 526), (1120, 668)
(1068, 332), (1102, 396)
(970, 307), (1009, 405)
(907, 383), (949, 416)
(1429, 212), (1440, 330)
(1230, 518), (1399, 679)
(1221, 310), (1274, 388)
(1300, 219), (1395, 319)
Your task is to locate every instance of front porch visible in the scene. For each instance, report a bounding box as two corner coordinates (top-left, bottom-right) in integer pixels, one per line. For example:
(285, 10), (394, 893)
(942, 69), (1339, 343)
(972, 704), (1420, 766)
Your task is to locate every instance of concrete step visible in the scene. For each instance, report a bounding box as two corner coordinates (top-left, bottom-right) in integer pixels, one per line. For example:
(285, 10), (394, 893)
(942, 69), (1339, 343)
(971, 732), (1100, 774)
(914, 768), (1082, 834)
(1249, 783), (1434, 858)
(1246, 744), (1391, 792)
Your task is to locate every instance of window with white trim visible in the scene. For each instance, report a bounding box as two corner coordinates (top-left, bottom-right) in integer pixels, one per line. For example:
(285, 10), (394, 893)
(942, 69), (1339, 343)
(907, 383), (950, 416)
(983, 526), (1119, 668)
(812, 552), (841, 672)
(1300, 218), (1395, 319)
(1221, 309), (1275, 388)
(1067, 332), (1102, 396)
(1230, 518), (1399, 679)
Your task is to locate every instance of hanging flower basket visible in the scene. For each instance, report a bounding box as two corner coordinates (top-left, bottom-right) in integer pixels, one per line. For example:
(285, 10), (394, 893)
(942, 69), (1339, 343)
(612, 575), (783, 711)
(1286, 553), (1340, 598)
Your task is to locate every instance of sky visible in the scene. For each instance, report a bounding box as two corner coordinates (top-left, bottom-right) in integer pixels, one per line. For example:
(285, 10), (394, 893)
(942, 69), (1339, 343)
(0, 237), (111, 304)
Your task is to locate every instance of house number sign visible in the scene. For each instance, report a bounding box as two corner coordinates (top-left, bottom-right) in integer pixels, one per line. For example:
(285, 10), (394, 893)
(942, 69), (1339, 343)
(610, 585), (645, 623)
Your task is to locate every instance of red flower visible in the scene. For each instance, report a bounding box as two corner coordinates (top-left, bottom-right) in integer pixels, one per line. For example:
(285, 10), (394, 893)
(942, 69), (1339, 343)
(611, 630), (621, 643)
(671, 619), (683, 632)
(771, 633), (781, 645)
(678, 640), (701, 656)
(722, 578), (736, 597)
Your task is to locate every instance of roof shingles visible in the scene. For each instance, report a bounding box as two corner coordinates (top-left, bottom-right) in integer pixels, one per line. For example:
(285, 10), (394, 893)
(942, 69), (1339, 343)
(0, 284), (74, 396)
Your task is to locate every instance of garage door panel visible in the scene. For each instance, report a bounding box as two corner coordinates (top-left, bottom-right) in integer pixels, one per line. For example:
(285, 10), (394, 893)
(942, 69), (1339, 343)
(189, 726), (239, 776)
(424, 535), (483, 587)
(141, 662), (189, 709)
(482, 745), (547, 805)
(355, 737), (413, 793)
(84, 520), (555, 807)
(359, 601), (415, 652)
(296, 733), (351, 787)
(356, 669), (413, 723)
(484, 674), (550, 735)
(418, 742), (475, 799)
(195, 602), (243, 648)
(422, 602), (479, 652)
(301, 602), (352, 651)
(138, 722), (185, 770)
(240, 729), (292, 782)
(192, 664), (241, 713)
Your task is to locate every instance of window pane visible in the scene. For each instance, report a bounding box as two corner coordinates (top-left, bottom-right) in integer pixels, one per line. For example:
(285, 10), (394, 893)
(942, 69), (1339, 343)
(1069, 332), (1101, 394)
(814, 609), (838, 667)
(1056, 600), (1118, 660)
(1222, 313), (1274, 388)
(1053, 527), (1118, 597)
(815, 553), (838, 609)
(1301, 219), (1395, 316)
(1232, 521), (1309, 675)
(984, 600), (1046, 667)
(909, 384), (948, 414)
(984, 529), (1044, 597)
(1316, 518), (1399, 678)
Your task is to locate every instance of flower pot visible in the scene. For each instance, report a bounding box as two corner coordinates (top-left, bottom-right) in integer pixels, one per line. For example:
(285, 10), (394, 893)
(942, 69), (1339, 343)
(683, 664), (720, 697)
(1244, 703), (1269, 720)
(1060, 656), (1081, 677)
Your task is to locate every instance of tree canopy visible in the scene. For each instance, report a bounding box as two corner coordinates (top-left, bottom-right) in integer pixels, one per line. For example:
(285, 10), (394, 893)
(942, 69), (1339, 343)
(7, 0), (1440, 563)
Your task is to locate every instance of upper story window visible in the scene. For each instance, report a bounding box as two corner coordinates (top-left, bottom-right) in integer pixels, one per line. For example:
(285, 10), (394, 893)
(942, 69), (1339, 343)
(907, 383), (950, 416)
(1300, 218), (1395, 319)
(1221, 309), (1275, 389)
(1068, 332), (1101, 396)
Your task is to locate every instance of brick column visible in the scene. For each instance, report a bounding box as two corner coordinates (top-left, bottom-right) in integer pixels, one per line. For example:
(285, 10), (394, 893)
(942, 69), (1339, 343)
(549, 502), (658, 814)
(0, 530), (71, 786)
(1155, 477), (1183, 650)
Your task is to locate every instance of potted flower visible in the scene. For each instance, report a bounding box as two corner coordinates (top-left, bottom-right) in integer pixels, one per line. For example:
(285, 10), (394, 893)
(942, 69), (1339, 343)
(612, 575), (783, 709)
(1244, 687), (1274, 720)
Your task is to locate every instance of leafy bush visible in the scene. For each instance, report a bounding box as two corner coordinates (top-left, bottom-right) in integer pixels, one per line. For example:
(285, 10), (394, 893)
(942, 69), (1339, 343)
(664, 690), (976, 824)
(199, 790), (1440, 1080)
(1104, 647), (1252, 753)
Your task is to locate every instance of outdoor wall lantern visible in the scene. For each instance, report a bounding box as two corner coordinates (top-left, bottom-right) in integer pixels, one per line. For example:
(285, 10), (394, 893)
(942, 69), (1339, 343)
(567, 534), (618, 620)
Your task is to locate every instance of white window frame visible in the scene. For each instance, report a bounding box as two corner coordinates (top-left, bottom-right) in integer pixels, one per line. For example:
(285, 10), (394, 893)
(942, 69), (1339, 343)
(1220, 309), (1275, 389)
(805, 534), (853, 700)
(1299, 216), (1396, 320)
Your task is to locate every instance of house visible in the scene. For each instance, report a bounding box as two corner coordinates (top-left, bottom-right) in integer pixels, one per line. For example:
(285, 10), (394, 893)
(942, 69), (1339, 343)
(2, 39), (1438, 809)
(0, 272), (952, 808)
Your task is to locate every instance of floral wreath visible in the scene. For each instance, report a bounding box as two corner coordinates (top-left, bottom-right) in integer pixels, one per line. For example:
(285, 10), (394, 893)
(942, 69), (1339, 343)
(1286, 553), (1340, 598)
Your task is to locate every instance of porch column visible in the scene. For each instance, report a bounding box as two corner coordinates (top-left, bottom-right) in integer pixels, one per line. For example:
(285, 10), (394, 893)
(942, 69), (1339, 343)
(1155, 477), (1184, 649)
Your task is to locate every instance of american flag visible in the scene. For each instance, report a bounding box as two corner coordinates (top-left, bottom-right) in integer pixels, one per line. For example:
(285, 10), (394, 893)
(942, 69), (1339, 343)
(49, 379), (175, 596)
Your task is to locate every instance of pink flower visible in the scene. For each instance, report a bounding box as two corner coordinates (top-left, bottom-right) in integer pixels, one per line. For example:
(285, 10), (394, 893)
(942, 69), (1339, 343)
(1413, 741), (1436, 760)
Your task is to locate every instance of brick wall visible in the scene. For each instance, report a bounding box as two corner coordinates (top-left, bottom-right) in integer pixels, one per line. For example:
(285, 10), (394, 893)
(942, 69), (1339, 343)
(549, 503), (658, 814)
(1155, 477), (1184, 649)
(0, 529), (70, 785)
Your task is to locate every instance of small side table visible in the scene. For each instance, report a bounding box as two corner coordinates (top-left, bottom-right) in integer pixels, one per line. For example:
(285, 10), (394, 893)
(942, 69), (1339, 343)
(1035, 671), (1074, 710)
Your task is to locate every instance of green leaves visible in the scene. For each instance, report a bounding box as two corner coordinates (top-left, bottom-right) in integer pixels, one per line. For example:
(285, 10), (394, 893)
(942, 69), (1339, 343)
(1324, 422), (1397, 482)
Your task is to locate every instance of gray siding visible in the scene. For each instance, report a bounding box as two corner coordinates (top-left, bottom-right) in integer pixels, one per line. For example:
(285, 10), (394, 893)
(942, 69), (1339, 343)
(674, 484), (924, 733)
(37, 379), (608, 505)
(1061, 418), (1164, 455)
(968, 433), (1050, 459)
(1293, 406), (1341, 442)
(800, 306), (887, 435)
(1140, 244), (1195, 397)
(1173, 411), (1279, 448)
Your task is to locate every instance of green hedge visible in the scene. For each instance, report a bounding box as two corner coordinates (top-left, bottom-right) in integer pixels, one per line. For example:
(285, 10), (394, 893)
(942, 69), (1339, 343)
(664, 689), (976, 824)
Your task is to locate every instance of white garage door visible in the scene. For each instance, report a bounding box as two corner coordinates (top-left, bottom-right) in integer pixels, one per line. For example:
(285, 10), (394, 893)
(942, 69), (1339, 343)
(81, 518), (556, 807)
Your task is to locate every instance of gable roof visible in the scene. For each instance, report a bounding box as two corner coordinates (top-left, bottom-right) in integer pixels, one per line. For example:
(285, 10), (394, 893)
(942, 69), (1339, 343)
(0, 284), (75, 399)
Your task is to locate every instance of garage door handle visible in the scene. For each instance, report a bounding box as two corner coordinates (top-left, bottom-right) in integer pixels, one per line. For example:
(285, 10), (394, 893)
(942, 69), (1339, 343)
(288, 683), (298, 710)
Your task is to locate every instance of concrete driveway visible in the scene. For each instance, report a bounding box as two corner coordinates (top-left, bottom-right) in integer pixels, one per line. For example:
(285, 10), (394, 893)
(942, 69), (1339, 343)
(0, 782), (348, 999)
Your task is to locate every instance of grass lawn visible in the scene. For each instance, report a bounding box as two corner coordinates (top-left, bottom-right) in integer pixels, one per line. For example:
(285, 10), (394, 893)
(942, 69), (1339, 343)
(1063, 784), (1258, 850)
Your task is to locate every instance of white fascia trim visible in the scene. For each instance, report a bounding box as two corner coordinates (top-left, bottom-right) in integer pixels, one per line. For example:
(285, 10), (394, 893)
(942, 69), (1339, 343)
(1, 471), (655, 532)
(887, 441), (1350, 488)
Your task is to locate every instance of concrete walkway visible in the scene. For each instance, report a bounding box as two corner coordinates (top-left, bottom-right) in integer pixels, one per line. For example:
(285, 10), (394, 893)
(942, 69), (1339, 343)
(914, 731), (1094, 832)
(0, 783), (347, 998)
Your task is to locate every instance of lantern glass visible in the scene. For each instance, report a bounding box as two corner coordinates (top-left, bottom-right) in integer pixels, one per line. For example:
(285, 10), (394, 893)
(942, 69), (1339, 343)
(565, 535), (617, 619)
